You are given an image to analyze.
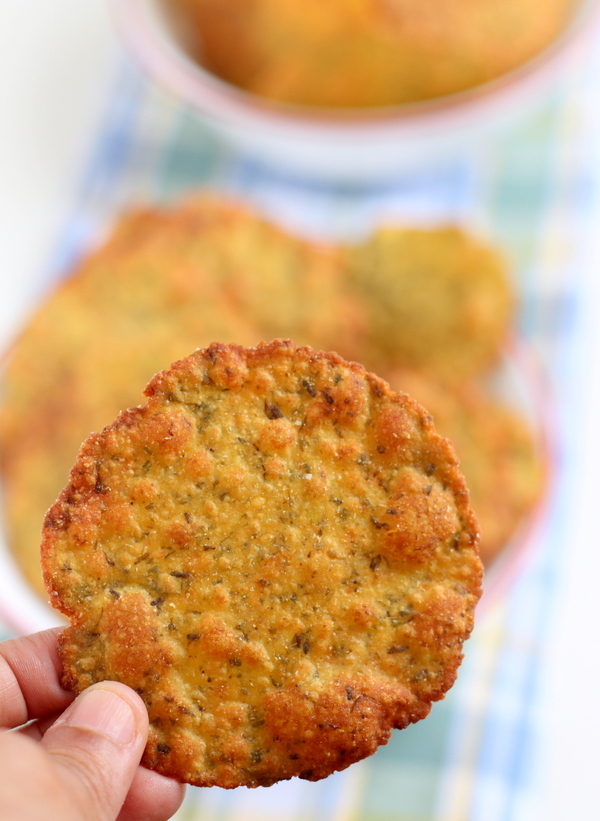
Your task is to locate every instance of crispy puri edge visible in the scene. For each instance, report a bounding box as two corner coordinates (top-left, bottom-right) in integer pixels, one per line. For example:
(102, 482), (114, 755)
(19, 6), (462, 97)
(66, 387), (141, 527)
(144, 337), (412, 402)
(40, 407), (148, 617)
(387, 366), (542, 567)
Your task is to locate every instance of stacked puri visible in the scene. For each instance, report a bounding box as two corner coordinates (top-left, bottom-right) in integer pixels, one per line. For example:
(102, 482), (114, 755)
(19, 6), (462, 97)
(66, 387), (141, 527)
(0, 195), (541, 593)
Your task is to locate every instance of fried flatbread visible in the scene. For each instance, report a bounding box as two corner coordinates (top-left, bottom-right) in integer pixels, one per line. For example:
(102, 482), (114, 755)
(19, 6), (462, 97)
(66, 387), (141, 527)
(344, 226), (514, 381)
(42, 340), (482, 788)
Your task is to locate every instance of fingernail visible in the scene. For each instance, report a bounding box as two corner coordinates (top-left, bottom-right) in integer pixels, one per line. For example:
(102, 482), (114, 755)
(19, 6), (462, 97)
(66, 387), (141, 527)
(59, 687), (138, 745)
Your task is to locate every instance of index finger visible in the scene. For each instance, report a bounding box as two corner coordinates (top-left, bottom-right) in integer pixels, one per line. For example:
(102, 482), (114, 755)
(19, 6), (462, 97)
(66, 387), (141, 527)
(0, 628), (74, 729)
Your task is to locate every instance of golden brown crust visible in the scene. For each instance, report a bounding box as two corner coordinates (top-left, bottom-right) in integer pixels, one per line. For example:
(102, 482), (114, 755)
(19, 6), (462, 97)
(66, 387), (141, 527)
(385, 368), (544, 564)
(42, 340), (481, 788)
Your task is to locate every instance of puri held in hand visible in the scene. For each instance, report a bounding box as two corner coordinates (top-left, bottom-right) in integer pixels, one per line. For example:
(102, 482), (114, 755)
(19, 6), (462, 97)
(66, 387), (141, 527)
(0, 629), (185, 821)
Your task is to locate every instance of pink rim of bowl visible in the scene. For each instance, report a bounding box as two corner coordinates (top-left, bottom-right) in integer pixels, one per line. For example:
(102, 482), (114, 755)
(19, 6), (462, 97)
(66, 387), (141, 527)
(108, 0), (600, 179)
(0, 340), (556, 635)
(478, 337), (558, 613)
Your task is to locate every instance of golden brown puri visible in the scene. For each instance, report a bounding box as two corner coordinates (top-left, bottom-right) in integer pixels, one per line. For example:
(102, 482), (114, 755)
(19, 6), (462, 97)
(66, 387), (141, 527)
(165, 0), (577, 108)
(385, 369), (543, 565)
(0, 196), (360, 595)
(344, 226), (514, 382)
(42, 341), (482, 788)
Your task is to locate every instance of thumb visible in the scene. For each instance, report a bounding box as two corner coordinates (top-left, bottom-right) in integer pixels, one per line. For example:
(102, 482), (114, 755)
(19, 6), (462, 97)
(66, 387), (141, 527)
(42, 681), (149, 821)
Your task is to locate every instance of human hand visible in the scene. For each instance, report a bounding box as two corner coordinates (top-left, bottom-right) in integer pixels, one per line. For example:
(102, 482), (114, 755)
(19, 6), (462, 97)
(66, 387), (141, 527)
(0, 628), (186, 821)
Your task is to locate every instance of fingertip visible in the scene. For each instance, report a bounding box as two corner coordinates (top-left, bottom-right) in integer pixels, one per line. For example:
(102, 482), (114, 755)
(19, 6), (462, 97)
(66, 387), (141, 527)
(118, 766), (186, 821)
(53, 682), (148, 747)
(87, 681), (150, 737)
(42, 682), (152, 821)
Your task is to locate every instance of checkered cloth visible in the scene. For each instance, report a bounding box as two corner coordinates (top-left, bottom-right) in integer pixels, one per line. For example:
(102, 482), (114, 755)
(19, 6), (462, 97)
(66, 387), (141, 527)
(3, 29), (600, 819)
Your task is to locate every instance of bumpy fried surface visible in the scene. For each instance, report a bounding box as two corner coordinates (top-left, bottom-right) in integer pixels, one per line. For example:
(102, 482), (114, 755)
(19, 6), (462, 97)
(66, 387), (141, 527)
(42, 341), (482, 788)
(386, 369), (543, 565)
(344, 227), (514, 381)
(0, 196), (359, 595)
(165, 0), (577, 108)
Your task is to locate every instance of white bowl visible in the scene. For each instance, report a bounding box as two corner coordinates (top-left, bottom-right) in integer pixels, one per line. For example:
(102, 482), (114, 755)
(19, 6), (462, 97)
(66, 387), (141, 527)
(109, 0), (599, 183)
(0, 340), (554, 634)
